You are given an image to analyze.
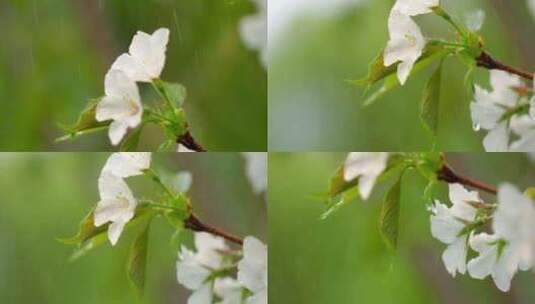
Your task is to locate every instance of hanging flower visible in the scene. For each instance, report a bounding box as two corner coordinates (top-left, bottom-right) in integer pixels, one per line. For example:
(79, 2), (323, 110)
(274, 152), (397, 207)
(238, 236), (267, 304)
(94, 172), (138, 246)
(467, 183), (535, 291)
(430, 184), (479, 276)
(343, 152), (389, 200)
(176, 232), (230, 304)
(111, 28), (170, 82)
(96, 70), (143, 145)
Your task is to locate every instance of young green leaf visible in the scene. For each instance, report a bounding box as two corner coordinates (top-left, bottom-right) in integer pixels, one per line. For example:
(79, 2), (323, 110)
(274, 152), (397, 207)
(352, 50), (398, 88)
(329, 166), (359, 197)
(362, 45), (451, 107)
(320, 186), (359, 220)
(153, 79), (187, 108)
(120, 125), (144, 151)
(128, 222), (151, 297)
(57, 208), (106, 245)
(56, 98), (110, 142)
(379, 176), (402, 251)
(420, 61), (443, 138)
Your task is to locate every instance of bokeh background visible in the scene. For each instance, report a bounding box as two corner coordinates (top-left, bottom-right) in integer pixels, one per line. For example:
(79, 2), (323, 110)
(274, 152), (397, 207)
(269, 152), (535, 304)
(0, 153), (266, 303)
(0, 0), (266, 151)
(269, 0), (535, 151)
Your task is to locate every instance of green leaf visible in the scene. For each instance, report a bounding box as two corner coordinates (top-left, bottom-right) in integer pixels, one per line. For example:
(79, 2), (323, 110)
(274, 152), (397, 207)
(153, 79), (187, 108)
(362, 45), (451, 107)
(320, 186), (359, 220)
(329, 166), (359, 197)
(57, 208), (106, 245)
(352, 50), (398, 88)
(420, 60), (443, 138)
(379, 176), (402, 251)
(128, 222), (151, 297)
(120, 125), (144, 151)
(56, 98), (110, 142)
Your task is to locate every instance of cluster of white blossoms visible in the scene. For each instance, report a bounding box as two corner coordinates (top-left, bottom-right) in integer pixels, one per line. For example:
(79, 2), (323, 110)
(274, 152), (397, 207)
(242, 153), (267, 195)
(240, 0), (267, 69)
(343, 152), (389, 200)
(384, 0), (439, 85)
(95, 29), (170, 145)
(430, 183), (535, 291)
(93, 152), (152, 245)
(177, 233), (268, 304)
(471, 71), (535, 151)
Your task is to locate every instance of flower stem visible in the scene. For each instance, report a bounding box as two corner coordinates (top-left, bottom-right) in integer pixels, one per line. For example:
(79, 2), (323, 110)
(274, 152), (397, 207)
(432, 7), (466, 37)
(185, 213), (243, 246)
(436, 163), (497, 195)
(177, 130), (206, 152)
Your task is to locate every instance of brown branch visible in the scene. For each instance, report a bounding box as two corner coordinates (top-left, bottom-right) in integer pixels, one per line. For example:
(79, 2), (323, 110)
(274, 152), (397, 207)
(185, 213), (243, 246)
(177, 130), (206, 152)
(437, 163), (497, 195)
(476, 51), (534, 81)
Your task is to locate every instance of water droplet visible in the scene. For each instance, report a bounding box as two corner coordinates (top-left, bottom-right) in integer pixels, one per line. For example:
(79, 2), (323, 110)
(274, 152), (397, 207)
(473, 123), (481, 131)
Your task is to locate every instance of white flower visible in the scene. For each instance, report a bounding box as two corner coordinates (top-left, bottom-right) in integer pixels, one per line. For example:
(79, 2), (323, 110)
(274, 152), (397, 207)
(430, 184), (479, 276)
(392, 0), (439, 16)
(111, 28), (170, 82)
(177, 232), (229, 304)
(102, 152), (151, 178)
(242, 153), (267, 194)
(178, 144), (195, 152)
(238, 236), (267, 304)
(343, 152), (389, 200)
(384, 10), (426, 85)
(529, 76), (535, 118)
(96, 70), (143, 145)
(470, 70), (523, 151)
(94, 172), (137, 246)
(240, 0), (267, 68)
(214, 278), (243, 304)
(509, 115), (535, 151)
(467, 183), (535, 291)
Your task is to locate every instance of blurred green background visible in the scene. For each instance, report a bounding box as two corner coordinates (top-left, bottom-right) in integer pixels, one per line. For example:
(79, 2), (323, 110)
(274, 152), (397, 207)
(269, 0), (535, 151)
(0, 0), (266, 151)
(269, 152), (535, 304)
(0, 153), (266, 303)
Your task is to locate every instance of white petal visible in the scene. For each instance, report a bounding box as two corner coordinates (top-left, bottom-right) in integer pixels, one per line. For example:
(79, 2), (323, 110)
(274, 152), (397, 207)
(465, 10), (485, 31)
(489, 70), (521, 107)
(129, 31), (153, 65)
(358, 174), (377, 200)
(491, 247), (516, 292)
(108, 120), (129, 146)
(188, 283), (213, 304)
(107, 221), (126, 246)
(238, 237), (267, 293)
(510, 131), (535, 152)
(94, 198), (134, 226)
(96, 95), (129, 122)
(102, 152), (152, 178)
(392, 0), (439, 16)
(467, 233), (499, 280)
(343, 152), (388, 182)
(530, 96), (535, 119)
(483, 122), (509, 152)
(442, 236), (468, 276)
(111, 53), (151, 83)
(104, 69), (141, 101)
(146, 28), (169, 78)
(214, 278), (243, 304)
(470, 86), (505, 130)
(194, 232), (228, 269)
(177, 261), (211, 289)
(448, 184), (478, 221)
(430, 201), (464, 244)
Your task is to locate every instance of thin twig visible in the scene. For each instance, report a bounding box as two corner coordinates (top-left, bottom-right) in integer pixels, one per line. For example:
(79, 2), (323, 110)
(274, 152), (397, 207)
(476, 51), (534, 81)
(436, 163), (497, 195)
(177, 130), (206, 152)
(185, 213), (243, 245)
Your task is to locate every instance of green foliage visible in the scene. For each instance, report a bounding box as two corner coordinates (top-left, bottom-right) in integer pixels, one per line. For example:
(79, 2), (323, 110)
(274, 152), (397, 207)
(127, 222), (151, 297)
(320, 187), (359, 220)
(328, 166), (359, 197)
(56, 99), (110, 142)
(153, 79), (187, 108)
(379, 174), (402, 251)
(57, 207), (105, 245)
(353, 50), (398, 89)
(420, 61), (443, 140)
